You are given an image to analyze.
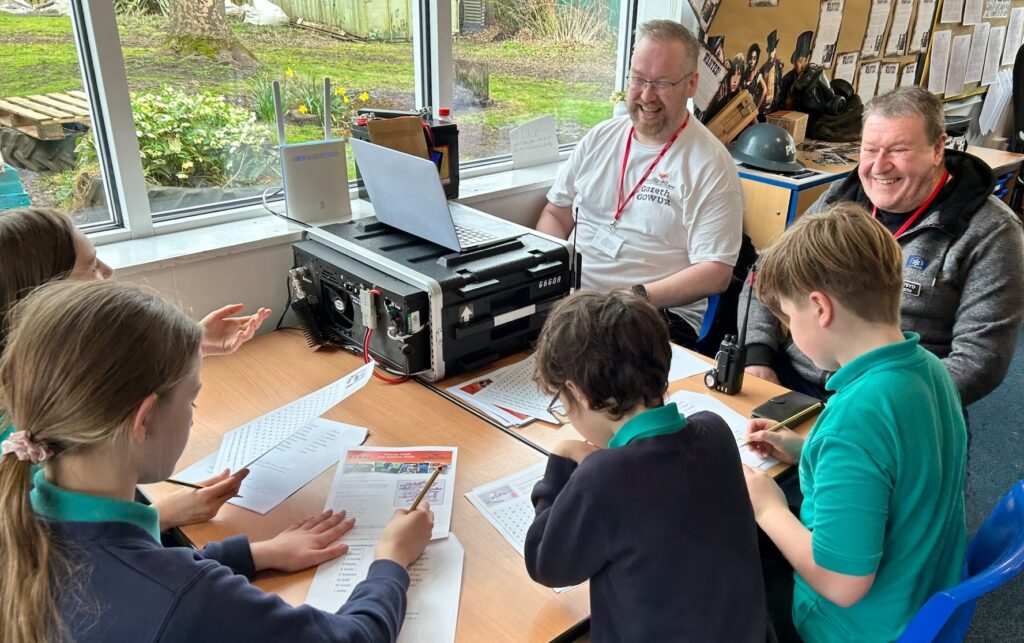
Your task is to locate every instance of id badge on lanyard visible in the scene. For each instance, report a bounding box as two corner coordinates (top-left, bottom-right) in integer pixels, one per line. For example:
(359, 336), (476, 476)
(591, 224), (625, 258)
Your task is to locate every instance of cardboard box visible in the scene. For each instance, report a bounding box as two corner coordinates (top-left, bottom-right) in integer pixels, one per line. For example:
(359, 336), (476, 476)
(706, 90), (758, 145)
(767, 110), (808, 145)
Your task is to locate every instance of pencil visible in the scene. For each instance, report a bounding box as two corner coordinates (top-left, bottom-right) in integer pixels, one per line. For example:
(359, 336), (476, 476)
(739, 402), (825, 448)
(165, 478), (244, 499)
(409, 465), (443, 511)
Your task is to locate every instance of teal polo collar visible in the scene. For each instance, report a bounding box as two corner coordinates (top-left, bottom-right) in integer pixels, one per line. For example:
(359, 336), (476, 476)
(826, 331), (921, 393)
(30, 468), (161, 542)
(608, 402), (687, 449)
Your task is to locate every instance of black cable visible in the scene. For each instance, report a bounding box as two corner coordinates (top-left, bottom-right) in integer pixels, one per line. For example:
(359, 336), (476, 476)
(262, 186), (313, 228)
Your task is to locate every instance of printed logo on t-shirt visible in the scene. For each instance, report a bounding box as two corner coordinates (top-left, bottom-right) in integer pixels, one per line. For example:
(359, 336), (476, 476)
(903, 280), (922, 297)
(906, 255), (927, 271)
(635, 176), (675, 206)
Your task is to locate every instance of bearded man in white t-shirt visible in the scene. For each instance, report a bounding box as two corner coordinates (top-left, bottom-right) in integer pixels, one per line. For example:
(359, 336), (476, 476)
(536, 19), (744, 346)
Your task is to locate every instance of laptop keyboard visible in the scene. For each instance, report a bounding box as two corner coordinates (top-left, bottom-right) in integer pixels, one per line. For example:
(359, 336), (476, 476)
(455, 225), (497, 246)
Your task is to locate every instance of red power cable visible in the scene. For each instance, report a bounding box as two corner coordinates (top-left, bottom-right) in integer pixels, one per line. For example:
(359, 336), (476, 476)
(363, 289), (408, 384)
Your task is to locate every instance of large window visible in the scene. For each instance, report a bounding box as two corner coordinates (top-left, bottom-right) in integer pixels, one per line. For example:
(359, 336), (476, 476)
(0, 11), (115, 228)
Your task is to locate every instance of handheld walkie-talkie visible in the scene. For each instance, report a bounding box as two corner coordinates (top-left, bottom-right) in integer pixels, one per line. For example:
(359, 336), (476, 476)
(704, 267), (755, 395)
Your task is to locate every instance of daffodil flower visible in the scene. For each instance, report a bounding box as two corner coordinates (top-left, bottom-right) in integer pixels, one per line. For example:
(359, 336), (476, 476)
(359, 92), (369, 101)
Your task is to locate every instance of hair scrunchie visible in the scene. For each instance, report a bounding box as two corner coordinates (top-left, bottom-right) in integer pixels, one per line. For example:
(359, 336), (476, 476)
(1, 430), (53, 464)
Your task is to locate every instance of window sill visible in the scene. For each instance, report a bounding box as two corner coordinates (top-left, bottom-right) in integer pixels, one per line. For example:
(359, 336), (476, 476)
(101, 159), (564, 275)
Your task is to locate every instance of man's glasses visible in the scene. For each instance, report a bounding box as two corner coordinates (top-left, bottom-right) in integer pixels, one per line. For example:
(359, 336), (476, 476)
(546, 390), (570, 425)
(628, 73), (693, 93)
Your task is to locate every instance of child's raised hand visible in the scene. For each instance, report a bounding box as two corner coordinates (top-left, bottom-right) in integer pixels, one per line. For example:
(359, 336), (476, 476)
(550, 440), (599, 465)
(155, 468), (250, 531)
(746, 418), (804, 464)
(250, 510), (355, 572)
(375, 503), (434, 568)
(199, 304), (273, 357)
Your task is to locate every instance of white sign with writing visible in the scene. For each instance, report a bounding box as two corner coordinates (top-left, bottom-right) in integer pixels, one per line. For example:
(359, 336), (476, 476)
(509, 115), (560, 169)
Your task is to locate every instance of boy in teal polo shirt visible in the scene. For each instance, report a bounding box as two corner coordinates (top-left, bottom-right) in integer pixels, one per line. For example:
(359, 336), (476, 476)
(524, 290), (767, 642)
(743, 203), (967, 641)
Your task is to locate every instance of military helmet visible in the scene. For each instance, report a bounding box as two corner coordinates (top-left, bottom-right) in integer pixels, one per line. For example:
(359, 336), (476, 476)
(730, 123), (804, 173)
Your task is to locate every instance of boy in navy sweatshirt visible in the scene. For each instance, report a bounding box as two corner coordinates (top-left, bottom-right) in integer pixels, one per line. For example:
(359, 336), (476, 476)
(524, 290), (767, 642)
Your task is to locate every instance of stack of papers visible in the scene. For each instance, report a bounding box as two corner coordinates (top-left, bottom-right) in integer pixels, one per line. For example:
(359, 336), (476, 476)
(307, 446), (464, 642)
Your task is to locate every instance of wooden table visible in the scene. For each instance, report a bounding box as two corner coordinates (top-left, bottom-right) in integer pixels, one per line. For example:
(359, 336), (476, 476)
(429, 350), (809, 480)
(143, 330), (590, 643)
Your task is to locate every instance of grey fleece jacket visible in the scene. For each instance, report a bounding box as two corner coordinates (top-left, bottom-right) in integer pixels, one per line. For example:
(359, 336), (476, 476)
(743, 149), (1024, 406)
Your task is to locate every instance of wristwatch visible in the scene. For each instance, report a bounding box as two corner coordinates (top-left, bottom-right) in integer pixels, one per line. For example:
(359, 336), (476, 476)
(630, 284), (649, 300)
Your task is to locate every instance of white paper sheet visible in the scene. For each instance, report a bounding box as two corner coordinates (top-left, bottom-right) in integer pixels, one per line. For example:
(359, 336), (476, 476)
(965, 22), (991, 83)
(695, 45), (728, 113)
(941, 0), (964, 23)
(306, 535), (464, 643)
(885, 0), (916, 55)
(446, 363), (533, 428)
(833, 52), (859, 85)
(669, 345), (709, 382)
(858, 62), (881, 103)
(982, 26), (1006, 85)
(984, 0), (1010, 20)
(213, 361), (374, 473)
(172, 419), (369, 514)
(812, 0), (846, 68)
(963, 0), (985, 24)
(979, 69), (1013, 134)
(862, 0), (894, 57)
(928, 30), (953, 95)
(465, 461), (546, 557)
(1002, 7), (1024, 66)
(900, 61), (919, 87)
(509, 116), (560, 169)
(667, 390), (778, 470)
(911, 0), (939, 53)
(877, 62), (901, 96)
(473, 354), (559, 423)
(945, 34), (973, 98)
(323, 446), (457, 543)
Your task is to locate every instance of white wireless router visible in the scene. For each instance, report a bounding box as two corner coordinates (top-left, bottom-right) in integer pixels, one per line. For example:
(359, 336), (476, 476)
(276, 76), (352, 225)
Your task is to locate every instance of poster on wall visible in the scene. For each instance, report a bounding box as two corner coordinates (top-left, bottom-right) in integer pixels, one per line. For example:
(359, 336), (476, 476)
(984, 0), (1011, 19)
(1003, 7), (1024, 66)
(910, 0), (939, 53)
(862, 0), (894, 58)
(811, 0), (845, 68)
(927, 29), (952, 95)
(884, 0), (915, 56)
(877, 62), (900, 95)
(982, 25), (1006, 85)
(693, 45), (729, 116)
(940, 0), (965, 23)
(965, 22), (990, 83)
(900, 61), (919, 87)
(689, 0), (724, 31)
(944, 34), (972, 98)
(833, 51), (859, 84)
(857, 62), (881, 103)
(963, 0), (985, 24)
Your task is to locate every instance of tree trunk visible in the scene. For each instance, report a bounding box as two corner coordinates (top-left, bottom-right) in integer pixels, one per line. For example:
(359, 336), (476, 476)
(167, 0), (257, 66)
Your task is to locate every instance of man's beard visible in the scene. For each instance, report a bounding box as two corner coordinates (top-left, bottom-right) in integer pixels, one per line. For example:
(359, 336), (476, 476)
(628, 98), (669, 140)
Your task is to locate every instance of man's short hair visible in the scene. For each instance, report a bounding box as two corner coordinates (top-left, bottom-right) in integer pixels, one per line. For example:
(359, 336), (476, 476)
(534, 290), (670, 419)
(756, 202), (903, 325)
(864, 86), (945, 144)
(635, 19), (700, 71)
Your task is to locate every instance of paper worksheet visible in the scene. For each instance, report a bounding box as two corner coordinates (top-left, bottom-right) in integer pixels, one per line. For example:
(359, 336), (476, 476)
(446, 363), (533, 428)
(928, 30), (952, 95)
(862, 0), (894, 58)
(900, 61), (919, 87)
(811, 0), (845, 68)
(833, 52), (859, 85)
(466, 461), (547, 557)
(982, 26), (1006, 85)
(667, 390), (779, 470)
(884, 0), (915, 56)
(323, 446), (458, 543)
(213, 361), (374, 473)
(172, 419), (368, 515)
(910, 0), (939, 53)
(669, 345), (709, 382)
(857, 62), (880, 104)
(306, 535), (465, 643)
(945, 34), (973, 98)
(472, 354), (559, 423)
(876, 62), (900, 97)
(965, 23), (991, 84)
(940, 0), (964, 23)
(1002, 7), (1024, 66)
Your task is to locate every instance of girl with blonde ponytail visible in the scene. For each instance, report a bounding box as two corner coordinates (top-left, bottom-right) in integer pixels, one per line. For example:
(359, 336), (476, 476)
(0, 280), (432, 643)
(0, 206), (274, 531)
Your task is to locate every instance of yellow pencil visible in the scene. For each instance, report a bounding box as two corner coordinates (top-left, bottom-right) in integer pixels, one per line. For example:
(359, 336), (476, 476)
(739, 402), (825, 448)
(409, 465), (443, 510)
(165, 478), (243, 499)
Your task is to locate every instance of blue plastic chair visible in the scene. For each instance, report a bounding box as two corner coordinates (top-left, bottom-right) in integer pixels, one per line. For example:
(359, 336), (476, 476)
(898, 480), (1024, 642)
(697, 293), (720, 343)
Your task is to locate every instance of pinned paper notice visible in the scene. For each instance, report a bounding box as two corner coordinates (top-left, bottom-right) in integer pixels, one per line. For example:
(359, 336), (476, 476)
(509, 115), (560, 169)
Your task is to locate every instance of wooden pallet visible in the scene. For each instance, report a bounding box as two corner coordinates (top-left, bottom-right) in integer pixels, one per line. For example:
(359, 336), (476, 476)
(0, 90), (91, 140)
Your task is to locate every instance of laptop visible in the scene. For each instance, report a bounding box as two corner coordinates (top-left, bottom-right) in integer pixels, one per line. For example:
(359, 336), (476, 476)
(350, 138), (522, 252)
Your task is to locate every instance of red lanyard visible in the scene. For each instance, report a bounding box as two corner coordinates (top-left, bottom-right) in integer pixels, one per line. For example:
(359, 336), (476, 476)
(872, 169), (949, 238)
(614, 115), (689, 225)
